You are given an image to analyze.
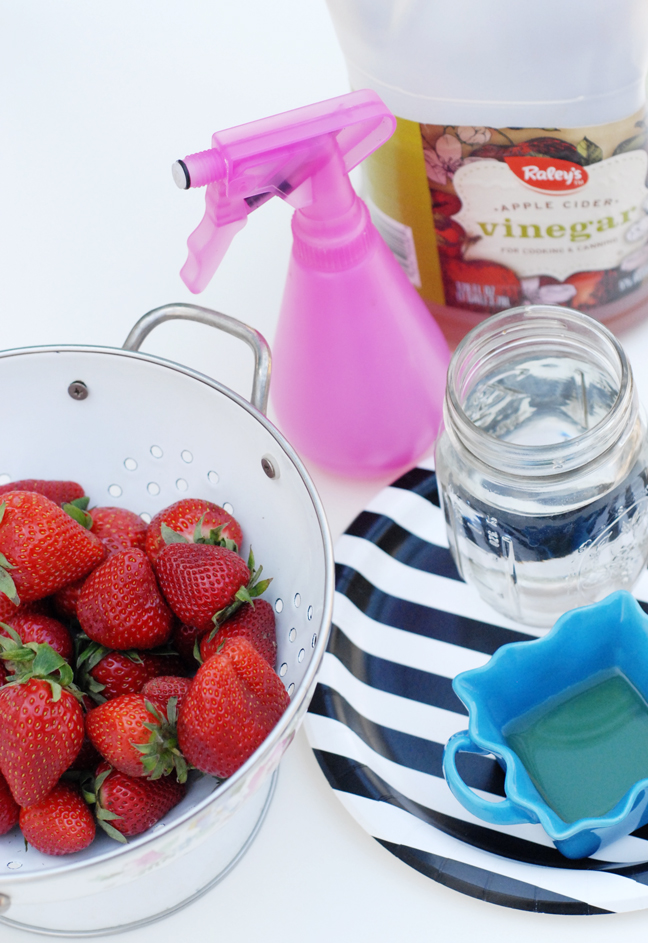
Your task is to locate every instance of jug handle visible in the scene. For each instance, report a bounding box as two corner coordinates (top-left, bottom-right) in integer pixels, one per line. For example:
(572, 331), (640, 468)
(122, 303), (271, 415)
(443, 731), (538, 826)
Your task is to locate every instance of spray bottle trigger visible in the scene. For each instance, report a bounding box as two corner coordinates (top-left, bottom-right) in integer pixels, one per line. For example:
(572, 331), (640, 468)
(181, 212), (248, 294)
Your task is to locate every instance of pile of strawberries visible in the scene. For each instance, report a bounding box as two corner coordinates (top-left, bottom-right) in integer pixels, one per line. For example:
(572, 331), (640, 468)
(0, 480), (289, 856)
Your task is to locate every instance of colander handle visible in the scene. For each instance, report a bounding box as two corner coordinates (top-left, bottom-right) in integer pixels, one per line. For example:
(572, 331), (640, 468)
(122, 303), (271, 414)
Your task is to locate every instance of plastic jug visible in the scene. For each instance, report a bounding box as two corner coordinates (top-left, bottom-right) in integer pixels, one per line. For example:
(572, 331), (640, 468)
(326, 0), (648, 346)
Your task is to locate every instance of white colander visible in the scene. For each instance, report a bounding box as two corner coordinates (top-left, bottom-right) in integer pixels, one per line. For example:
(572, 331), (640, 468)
(0, 303), (335, 937)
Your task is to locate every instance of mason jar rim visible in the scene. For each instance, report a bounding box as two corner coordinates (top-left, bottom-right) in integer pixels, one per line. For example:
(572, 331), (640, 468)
(445, 305), (634, 478)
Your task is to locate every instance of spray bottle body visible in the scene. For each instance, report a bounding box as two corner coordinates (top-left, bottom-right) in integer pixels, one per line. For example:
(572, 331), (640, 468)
(175, 91), (449, 476)
(272, 196), (448, 476)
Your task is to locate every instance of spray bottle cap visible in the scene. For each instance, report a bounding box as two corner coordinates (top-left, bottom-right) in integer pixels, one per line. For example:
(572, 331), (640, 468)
(173, 90), (396, 293)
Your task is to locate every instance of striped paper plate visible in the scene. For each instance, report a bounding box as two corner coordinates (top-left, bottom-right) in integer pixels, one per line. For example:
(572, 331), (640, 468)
(304, 460), (648, 915)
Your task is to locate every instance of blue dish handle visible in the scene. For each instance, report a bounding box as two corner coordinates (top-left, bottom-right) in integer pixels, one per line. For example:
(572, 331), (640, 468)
(443, 731), (538, 826)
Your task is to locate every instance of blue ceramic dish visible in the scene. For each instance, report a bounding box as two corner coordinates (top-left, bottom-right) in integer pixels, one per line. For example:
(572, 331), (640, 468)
(443, 591), (648, 859)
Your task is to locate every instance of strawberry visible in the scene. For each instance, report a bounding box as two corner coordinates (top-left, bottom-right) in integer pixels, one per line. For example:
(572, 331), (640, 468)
(171, 622), (205, 666)
(177, 637), (289, 779)
(0, 641), (84, 806)
(145, 498), (243, 566)
(0, 595), (52, 624)
(90, 507), (148, 556)
(86, 693), (187, 781)
(141, 676), (192, 715)
(2, 612), (73, 661)
(0, 771), (19, 834)
(52, 576), (85, 620)
(90, 762), (185, 840)
(77, 642), (186, 702)
(200, 600), (276, 667)
(155, 544), (269, 633)
(0, 491), (105, 605)
(0, 480), (85, 507)
(77, 549), (173, 650)
(19, 782), (95, 855)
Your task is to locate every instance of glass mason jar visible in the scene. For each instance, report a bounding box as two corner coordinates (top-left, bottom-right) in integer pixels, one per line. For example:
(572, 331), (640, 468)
(435, 305), (648, 627)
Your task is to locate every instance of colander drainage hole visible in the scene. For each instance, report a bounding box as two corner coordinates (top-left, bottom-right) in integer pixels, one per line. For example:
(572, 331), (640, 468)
(223, 502), (233, 514)
(124, 458), (138, 471)
(147, 482), (160, 496)
(7, 862), (22, 870)
(298, 648), (305, 663)
(207, 470), (219, 485)
(312, 633), (317, 648)
(176, 478), (188, 492)
(279, 663), (288, 677)
(288, 683), (295, 697)
(150, 445), (163, 459)
(140, 512), (152, 524)
(181, 450), (193, 463)
(307, 606), (313, 621)
(108, 484), (122, 498)
(289, 628), (297, 642)
(275, 599), (284, 613)
(294, 593), (301, 608)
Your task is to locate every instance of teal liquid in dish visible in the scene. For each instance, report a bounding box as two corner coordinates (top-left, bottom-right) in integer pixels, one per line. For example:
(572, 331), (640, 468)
(505, 673), (648, 824)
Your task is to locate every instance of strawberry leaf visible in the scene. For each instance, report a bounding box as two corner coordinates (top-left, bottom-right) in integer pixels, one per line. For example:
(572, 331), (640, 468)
(161, 523), (189, 545)
(96, 818), (128, 843)
(69, 496), (90, 511)
(0, 567), (19, 606)
(63, 502), (93, 529)
(95, 806), (122, 822)
(192, 513), (208, 542)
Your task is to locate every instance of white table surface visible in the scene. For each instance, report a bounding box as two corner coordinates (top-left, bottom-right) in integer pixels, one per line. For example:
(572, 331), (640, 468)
(4, 2), (648, 940)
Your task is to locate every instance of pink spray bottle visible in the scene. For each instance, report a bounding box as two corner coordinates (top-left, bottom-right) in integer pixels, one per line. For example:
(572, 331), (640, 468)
(173, 90), (449, 477)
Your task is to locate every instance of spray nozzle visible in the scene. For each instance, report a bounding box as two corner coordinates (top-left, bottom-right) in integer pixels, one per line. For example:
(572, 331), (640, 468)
(173, 90), (396, 293)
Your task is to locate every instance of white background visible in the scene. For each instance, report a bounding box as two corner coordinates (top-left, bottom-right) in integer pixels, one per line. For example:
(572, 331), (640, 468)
(4, 2), (648, 941)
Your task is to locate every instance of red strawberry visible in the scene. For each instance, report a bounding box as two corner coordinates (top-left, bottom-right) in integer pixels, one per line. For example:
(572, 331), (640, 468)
(82, 648), (186, 702)
(0, 771), (19, 834)
(171, 622), (205, 665)
(2, 613), (73, 661)
(93, 762), (185, 839)
(0, 662), (7, 686)
(0, 480), (85, 507)
(86, 693), (186, 781)
(90, 507), (148, 556)
(19, 782), (95, 855)
(0, 678), (84, 806)
(86, 694), (160, 777)
(141, 676), (192, 715)
(52, 577), (85, 621)
(77, 549), (173, 650)
(200, 600), (276, 667)
(155, 543), (251, 633)
(145, 499), (243, 566)
(0, 491), (105, 605)
(177, 637), (289, 779)
(0, 595), (52, 624)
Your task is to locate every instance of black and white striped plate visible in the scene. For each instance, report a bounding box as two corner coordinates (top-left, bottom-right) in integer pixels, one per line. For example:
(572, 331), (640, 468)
(304, 459), (648, 915)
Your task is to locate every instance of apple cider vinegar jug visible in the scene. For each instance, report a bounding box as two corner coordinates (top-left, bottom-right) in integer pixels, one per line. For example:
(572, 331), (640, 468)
(326, 0), (648, 345)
